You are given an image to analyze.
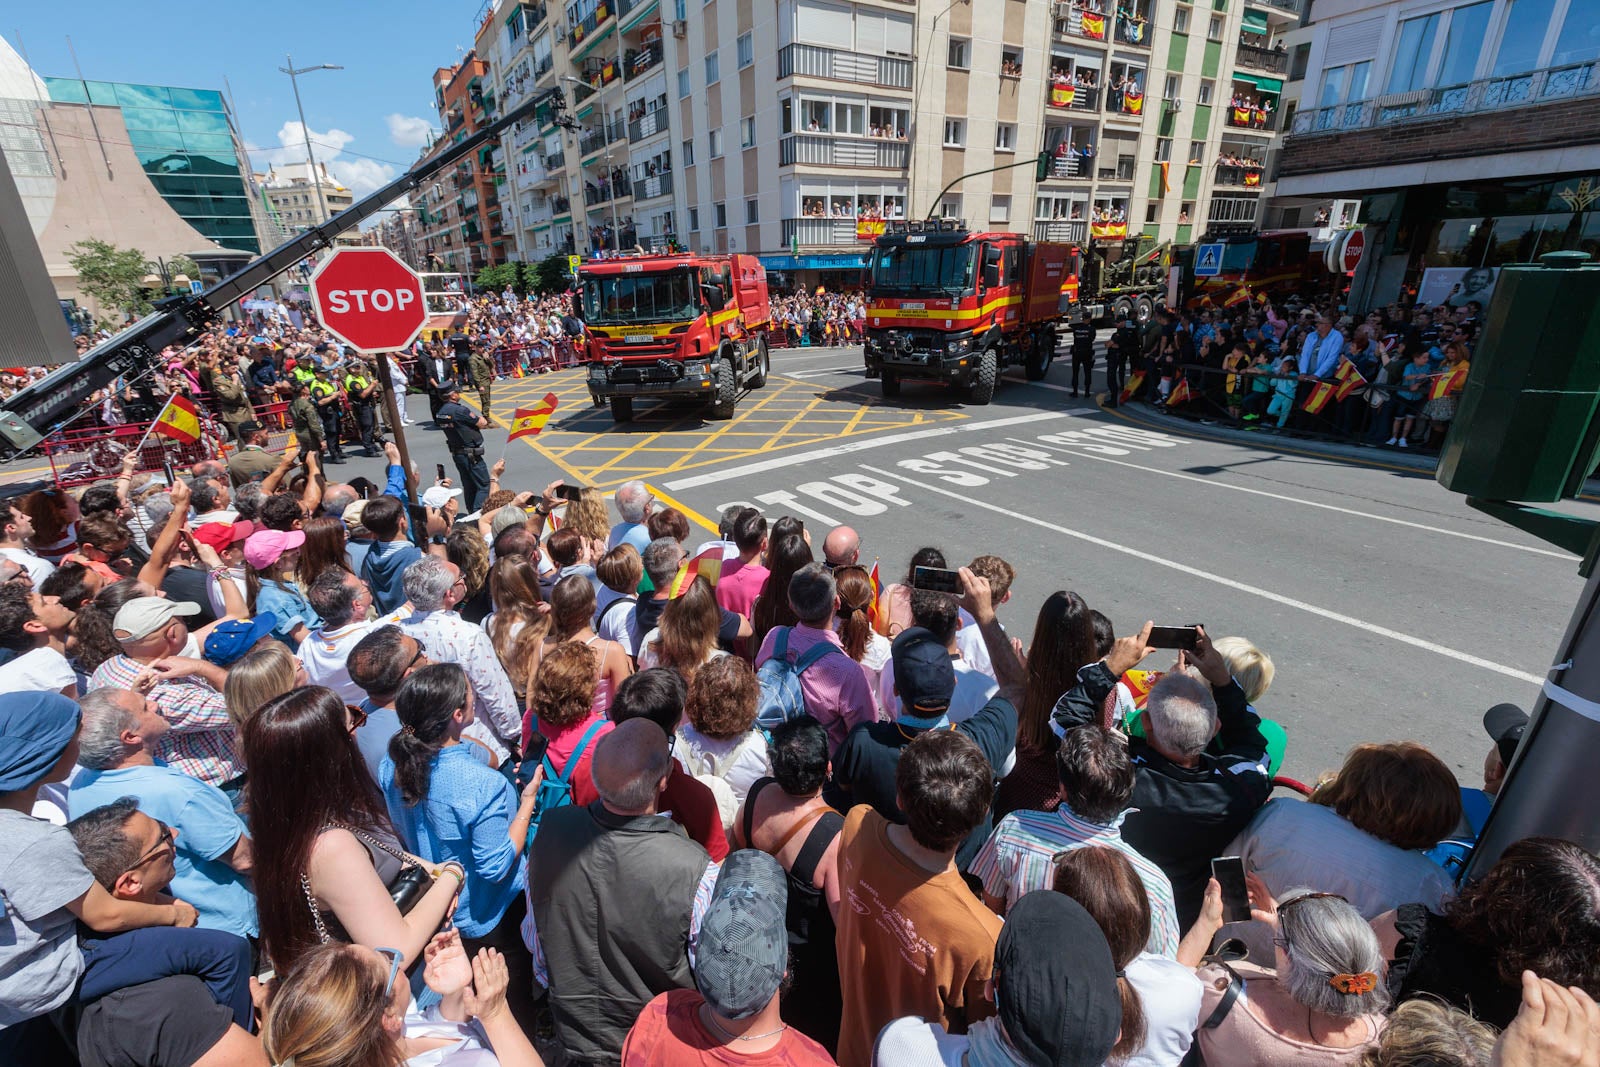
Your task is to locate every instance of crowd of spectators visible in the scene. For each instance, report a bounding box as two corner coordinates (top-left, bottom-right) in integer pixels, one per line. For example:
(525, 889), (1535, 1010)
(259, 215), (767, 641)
(3, 411), (1600, 1067)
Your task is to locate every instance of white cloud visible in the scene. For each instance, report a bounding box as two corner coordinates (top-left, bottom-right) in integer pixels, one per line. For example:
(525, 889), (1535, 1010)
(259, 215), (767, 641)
(328, 158), (399, 198)
(386, 113), (434, 148)
(247, 121), (395, 198)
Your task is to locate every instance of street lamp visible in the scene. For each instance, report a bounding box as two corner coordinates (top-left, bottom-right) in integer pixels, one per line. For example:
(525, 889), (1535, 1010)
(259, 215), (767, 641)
(562, 74), (622, 255)
(279, 56), (344, 227)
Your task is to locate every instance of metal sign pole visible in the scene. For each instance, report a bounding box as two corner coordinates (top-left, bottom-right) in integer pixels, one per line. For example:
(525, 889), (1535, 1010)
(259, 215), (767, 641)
(372, 348), (419, 502)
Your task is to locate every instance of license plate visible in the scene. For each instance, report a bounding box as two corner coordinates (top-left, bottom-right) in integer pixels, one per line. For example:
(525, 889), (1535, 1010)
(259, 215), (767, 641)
(623, 335), (656, 344)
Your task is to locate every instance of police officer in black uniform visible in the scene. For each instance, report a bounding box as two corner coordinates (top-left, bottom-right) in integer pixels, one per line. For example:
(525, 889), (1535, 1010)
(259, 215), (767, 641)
(1068, 320), (1097, 398)
(309, 364), (347, 464)
(344, 362), (381, 457)
(1105, 314), (1141, 406)
(434, 383), (490, 510)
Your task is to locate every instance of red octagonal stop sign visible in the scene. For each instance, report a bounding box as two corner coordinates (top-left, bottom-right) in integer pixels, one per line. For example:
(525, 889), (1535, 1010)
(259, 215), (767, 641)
(310, 247), (428, 352)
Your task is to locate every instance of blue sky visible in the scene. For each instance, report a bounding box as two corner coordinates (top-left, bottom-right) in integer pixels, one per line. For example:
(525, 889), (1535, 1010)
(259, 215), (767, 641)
(5, 2), (486, 196)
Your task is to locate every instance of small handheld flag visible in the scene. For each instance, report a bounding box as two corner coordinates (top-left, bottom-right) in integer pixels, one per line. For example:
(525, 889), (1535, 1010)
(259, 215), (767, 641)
(508, 393), (560, 441)
(1167, 378), (1194, 407)
(867, 561), (882, 629)
(151, 396), (202, 444)
(1333, 357), (1366, 402)
(1429, 362), (1469, 401)
(1302, 380), (1337, 415)
(1118, 370), (1146, 405)
(668, 545), (725, 598)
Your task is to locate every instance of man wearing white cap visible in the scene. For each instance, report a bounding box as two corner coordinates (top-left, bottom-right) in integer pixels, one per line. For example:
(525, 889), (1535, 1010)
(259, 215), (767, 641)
(86, 597), (240, 790)
(420, 484), (464, 546)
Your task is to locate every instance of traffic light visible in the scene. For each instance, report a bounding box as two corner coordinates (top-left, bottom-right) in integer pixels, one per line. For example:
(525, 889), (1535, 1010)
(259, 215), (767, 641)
(1035, 151), (1051, 181)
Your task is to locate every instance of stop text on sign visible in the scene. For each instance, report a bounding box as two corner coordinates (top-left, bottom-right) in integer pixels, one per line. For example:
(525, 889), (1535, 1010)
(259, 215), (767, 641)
(324, 288), (417, 314)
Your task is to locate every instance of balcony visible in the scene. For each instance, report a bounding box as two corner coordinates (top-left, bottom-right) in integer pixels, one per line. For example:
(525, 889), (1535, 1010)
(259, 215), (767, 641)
(1225, 102), (1279, 131)
(1236, 41), (1289, 75)
(1041, 153), (1092, 180)
(1214, 161), (1266, 188)
(1047, 81), (1101, 113)
(524, 1), (547, 30)
(569, 2), (614, 48)
(626, 41), (663, 81)
(777, 43), (913, 91)
(1103, 86), (1148, 118)
(543, 150), (565, 172)
(782, 217), (872, 247)
(779, 133), (909, 168)
(580, 127), (608, 156)
(551, 194), (572, 216)
(617, 0), (655, 18)
(628, 109), (669, 143)
(1291, 61), (1599, 137)
(633, 170), (673, 199)
(1246, 0), (1303, 16)
(1034, 220), (1089, 242)
(1052, 2), (1112, 43)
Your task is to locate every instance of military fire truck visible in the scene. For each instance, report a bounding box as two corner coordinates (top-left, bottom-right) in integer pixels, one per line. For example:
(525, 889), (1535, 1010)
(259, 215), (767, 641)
(1078, 232), (1173, 326)
(862, 219), (1079, 403)
(577, 253), (772, 422)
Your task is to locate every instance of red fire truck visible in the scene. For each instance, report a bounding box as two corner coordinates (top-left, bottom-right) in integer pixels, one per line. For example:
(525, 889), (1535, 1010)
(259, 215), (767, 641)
(577, 253), (773, 422)
(862, 219), (1079, 403)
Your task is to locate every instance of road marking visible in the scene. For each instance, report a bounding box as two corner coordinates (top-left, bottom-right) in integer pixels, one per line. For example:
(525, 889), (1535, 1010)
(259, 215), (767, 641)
(1008, 437), (1579, 560)
(644, 485), (720, 534)
(662, 410), (1073, 489)
(861, 463), (1547, 686)
(785, 365), (863, 378)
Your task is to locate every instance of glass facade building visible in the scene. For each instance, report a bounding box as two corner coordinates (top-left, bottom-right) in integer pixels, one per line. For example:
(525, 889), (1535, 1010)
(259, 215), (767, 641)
(43, 78), (259, 252)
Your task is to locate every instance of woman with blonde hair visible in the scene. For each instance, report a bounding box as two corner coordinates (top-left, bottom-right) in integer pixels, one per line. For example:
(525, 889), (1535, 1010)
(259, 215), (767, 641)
(223, 642), (306, 727)
(832, 565), (890, 711)
(261, 932), (543, 1067)
(1358, 1000), (1495, 1067)
(483, 555), (550, 701)
(562, 486), (611, 545)
(638, 576), (724, 678)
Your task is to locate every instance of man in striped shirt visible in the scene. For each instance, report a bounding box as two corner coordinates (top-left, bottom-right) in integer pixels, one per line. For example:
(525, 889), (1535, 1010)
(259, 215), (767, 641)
(968, 722), (1182, 958)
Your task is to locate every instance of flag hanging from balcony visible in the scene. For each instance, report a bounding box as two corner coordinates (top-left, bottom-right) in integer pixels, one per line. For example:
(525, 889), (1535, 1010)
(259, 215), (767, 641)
(1050, 80), (1076, 108)
(151, 396), (202, 444)
(1302, 380), (1337, 415)
(1233, 106), (1253, 125)
(1243, 169), (1262, 187)
(1159, 161), (1171, 193)
(1123, 88), (1144, 114)
(856, 218), (886, 242)
(1121, 14), (1146, 42)
(1080, 11), (1107, 38)
(508, 393), (560, 441)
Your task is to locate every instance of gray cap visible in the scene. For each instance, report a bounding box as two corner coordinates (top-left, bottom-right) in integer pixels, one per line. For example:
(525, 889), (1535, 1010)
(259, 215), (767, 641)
(693, 850), (789, 1019)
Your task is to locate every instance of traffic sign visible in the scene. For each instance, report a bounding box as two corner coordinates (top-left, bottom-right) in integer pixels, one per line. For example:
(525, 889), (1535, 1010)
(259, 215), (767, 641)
(568, 254), (582, 275)
(1195, 243), (1224, 277)
(309, 247), (427, 352)
(1341, 229), (1366, 274)
(189, 280), (205, 294)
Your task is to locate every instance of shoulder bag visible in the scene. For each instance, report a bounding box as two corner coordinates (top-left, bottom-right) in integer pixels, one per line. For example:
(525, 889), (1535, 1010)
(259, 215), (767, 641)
(301, 823), (434, 944)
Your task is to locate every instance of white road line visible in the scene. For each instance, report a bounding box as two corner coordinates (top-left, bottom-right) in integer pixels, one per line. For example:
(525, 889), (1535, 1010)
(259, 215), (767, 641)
(662, 410), (1074, 489)
(1008, 437), (1579, 560)
(784, 366), (863, 379)
(861, 463), (1547, 686)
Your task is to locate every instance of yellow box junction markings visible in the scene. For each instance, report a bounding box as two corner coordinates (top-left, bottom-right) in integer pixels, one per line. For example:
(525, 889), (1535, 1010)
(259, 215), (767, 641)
(489, 369), (967, 490)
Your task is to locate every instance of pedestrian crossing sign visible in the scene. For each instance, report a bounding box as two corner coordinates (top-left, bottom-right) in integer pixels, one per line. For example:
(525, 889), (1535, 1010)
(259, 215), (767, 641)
(1195, 243), (1224, 277)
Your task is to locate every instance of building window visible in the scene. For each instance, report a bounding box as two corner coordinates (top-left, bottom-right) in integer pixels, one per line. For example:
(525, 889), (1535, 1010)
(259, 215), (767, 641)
(943, 118), (965, 146)
(682, 138), (695, 165)
(737, 32), (754, 69)
(1154, 137), (1172, 161)
(1173, 6), (1190, 33)
(1208, 196), (1259, 222)
(709, 128), (723, 157)
(1163, 73), (1180, 100)
(745, 197), (759, 224)
(1189, 140), (1205, 163)
(1146, 203), (1159, 223)
(1180, 201), (1194, 223)
(1198, 79), (1214, 104)
(995, 122), (1016, 151)
(1207, 15), (1223, 40)
(1001, 48), (1023, 77)
(990, 194), (1011, 223)
(705, 51), (720, 85)
(741, 115), (756, 147)
(678, 69), (691, 98)
(939, 195), (961, 218)
(689, 206), (700, 230)
(1387, 13), (1440, 93)
(715, 201), (727, 228)
(948, 37), (971, 69)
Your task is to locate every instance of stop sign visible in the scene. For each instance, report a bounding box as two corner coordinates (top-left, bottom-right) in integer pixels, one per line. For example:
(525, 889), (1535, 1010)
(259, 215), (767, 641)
(1341, 229), (1366, 275)
(309, 247), (428, 352)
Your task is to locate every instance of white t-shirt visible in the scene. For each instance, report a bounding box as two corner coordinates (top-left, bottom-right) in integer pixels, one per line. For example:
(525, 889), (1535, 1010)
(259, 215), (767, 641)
(0, 647), (76, 695)
(297, 621), (378, 704)
(1124, 952), (1204, 1067)
(954, 607), (1003, 680)
(872, 1017), (970, 1066)
(0, 546), (55, 585)
(595, 595), (637, 656)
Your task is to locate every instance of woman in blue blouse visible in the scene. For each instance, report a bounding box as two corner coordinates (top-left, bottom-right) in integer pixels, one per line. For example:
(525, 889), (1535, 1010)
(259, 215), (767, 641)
(381, 663), (542, 1031)
(243, 529), (322, 649)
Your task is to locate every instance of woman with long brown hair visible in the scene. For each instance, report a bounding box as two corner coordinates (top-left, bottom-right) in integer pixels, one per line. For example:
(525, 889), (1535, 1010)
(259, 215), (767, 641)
(241, 685), (462, 978)
(832, 565), (891, 713)
(995, 590), (1099, 819)
(446, 527), (492, 625)
(298, 515), (354, 588)
(749, 534), (813, 649)
(20, 487), (79, 563)
(483, 555), (550, 702)
(638, 576), (724, 679)
(873, 546), (944, 638)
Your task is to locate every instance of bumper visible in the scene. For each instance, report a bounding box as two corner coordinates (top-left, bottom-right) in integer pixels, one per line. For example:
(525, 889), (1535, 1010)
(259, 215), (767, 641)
(863, 336), (976, 382)
(587, 361), (719, 400)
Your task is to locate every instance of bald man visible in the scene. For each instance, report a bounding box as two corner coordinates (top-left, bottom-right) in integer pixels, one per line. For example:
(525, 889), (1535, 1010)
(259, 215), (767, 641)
(824, 524), (860, 568)
(527, 718), (717, 1063)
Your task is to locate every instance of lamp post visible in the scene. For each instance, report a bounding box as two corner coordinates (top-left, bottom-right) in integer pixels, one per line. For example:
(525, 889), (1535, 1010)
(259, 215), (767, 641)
(562, 74), (622, 255)
(279, 56), (344, 227)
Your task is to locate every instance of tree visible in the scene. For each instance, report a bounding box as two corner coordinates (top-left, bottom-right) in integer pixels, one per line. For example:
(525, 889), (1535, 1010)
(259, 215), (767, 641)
(167, 254), (201, 284)
(534, 254), (572, 295)
(475, 263), (517, 291)
(67, 239), (151, 323)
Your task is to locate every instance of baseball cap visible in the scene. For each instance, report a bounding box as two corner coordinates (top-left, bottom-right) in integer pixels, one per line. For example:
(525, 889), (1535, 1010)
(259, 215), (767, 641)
(193, 520), (254, 554)
(997, 892), (1122, 1067)
(113, 597), (201, 641)
(693, 850), (789, 1019)
(204, 614), (279, 667)
(342, 500), (369, 528)
(243, 528), (306, 570)
(1484, 703), (1529, 766)
(890, 626), (955, 719)
(422, 485), (465, 509)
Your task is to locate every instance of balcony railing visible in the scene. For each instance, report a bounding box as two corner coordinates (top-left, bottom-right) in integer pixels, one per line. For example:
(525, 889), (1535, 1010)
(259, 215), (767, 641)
(1103, 86), (1148, 117)
(1053, 2), (1152, 45)
(1236, 41), (1289, 74)
(584, 176), (633, 205)
(551, 195), (572, 215)
(1214, 162), (1266, 187)
(779, 133), (909, 168)
(626, 41), (663, 81)
(1042, 153), (1092, 179)
(543, 151), (565, 172)
(1247, 0), (1303, 16)
(628, 109), (669, 143)
(569, 2), (613, 48)
(777, 43), (913, 90)
(1289, 60), (1600, 138)
(580, 128), (607, 155)
(633, 170), (673, 199)
(1225, 103), (1279, 131)
(1034, 220), (1089, 242)
(616, 0), (653, 18)
(1047, 82), (1101, 112)
(782, 217), (871, 247)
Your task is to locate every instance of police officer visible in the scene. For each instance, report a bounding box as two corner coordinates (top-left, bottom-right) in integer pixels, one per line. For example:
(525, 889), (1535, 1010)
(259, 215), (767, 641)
(343, 361), (381, 458)
(309, 364), (347, 464)
(434, 383), (490, 510)
(1106, 313), (1142, 406)
(288, 380), (325, 461)
(1068, 320), (1097, 398)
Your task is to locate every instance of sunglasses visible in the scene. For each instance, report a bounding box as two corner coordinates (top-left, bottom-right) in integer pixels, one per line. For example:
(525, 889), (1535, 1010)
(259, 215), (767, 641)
(346, 704), (369, 733)
(1272, 891), (1348, 948)
(374, 946), (405, 994)
(123, 821), (175, 875)
(405, 641), (428, 671)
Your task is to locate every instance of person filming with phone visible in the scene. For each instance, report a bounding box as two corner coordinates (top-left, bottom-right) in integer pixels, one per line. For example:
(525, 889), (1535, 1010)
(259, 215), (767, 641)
(1050, 622), (1273, 929)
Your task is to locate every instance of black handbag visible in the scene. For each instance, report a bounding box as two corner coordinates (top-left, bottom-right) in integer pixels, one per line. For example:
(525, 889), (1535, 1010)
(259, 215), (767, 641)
(301, 824), (435, 943)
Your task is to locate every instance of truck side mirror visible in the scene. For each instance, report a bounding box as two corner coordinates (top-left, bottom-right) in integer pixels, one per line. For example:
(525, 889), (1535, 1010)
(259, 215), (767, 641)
(982, 262), (1002, 290)
(700, 283), (724, 307)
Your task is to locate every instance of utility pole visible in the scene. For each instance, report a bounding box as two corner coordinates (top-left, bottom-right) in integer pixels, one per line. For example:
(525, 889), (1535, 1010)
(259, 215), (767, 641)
(279, 55), (344, 228)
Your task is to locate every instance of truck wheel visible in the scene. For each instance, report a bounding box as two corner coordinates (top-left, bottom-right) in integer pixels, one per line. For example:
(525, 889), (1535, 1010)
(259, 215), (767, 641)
(710, 359), (738, 419)
(1025, 334), (1054, 381)
(969, 348), (998, 405)
(881, 370), (901, 397)
(609, 396), (633, 423)
(1113, 297), (1134, 324)
(1135, 296), (1155, 325)
(749, 335), (770, 388)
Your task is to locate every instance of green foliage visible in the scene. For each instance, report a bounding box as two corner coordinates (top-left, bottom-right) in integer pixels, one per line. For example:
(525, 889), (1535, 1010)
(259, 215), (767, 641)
(67, 239), (152, 323)
(475, 263), (518, 291)
(534, 254), (572, 295)
(167, 255), (201, 284)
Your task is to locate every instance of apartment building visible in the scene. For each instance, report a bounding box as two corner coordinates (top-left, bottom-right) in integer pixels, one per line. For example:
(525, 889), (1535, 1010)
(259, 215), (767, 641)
(463, 0), (1306, 287)
(259, 161), (360, 246)
(1268, 0), (1600, 306)
(411, 56), (507, 275)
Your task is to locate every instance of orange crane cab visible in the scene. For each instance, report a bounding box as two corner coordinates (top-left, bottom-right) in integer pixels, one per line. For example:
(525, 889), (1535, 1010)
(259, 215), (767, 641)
(863, 219), (1080, 403)
(577, 252), (772, 422)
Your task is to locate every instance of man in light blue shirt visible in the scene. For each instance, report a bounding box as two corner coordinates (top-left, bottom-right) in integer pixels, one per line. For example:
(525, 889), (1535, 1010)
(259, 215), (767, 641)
(68, 690), (256, 939)
(1299, 313), (1345, 379)
(607, 479), (655, 552)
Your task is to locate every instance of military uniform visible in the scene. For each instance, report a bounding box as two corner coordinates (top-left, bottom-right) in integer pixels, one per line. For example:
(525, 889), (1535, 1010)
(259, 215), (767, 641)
(1068, 322), (1097, 397)
(468, 348), (494, 415)
(289, 393), (323, 456)
(210, 370), (254, 440)
(309, 376), (346, 463)
(343, 370), (380, 457)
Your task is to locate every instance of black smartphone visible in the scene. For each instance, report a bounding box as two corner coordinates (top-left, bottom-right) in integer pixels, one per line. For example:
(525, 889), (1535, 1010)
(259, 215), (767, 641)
(555, 483), (583, 503)
(1212, 856), (1252, 923)
(435, 463), (447, 481)
(911, 566), (962, 594)
(515, 733), (550, 791)
(161, 459), (176, 486)
(1148, 624), (1201, 651)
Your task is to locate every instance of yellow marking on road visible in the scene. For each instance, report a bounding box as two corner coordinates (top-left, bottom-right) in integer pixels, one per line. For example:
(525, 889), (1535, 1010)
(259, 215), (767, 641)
(652, 380), (798, 476)
(756, 393), (826, 453)
(644, 485), (720, 534)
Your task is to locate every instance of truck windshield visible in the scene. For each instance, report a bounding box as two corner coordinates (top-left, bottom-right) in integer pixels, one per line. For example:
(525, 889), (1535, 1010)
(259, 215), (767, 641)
(870, 244), (976, 295)
(581, 270), (698, 324)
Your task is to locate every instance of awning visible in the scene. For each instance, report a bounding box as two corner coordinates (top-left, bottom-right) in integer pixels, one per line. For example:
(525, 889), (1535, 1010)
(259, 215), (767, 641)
(1241, 11), (1269, 35)
(758, 254), (867, 271)
(1234, 72), (1284, 94)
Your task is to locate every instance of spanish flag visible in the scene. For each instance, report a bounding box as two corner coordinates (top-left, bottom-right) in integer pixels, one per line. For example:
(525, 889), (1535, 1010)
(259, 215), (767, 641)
(508, 393), (560, 441)
(1334, 357), (1366, 401)
(668, 545), (724, 597)
(1224, 286), (1251, 308)
(1302, 380), (1337, 415)
(1123, 89), (1144, 114)
(1430, 361), (1469, 401)
(1167, 377), (1194, 407)
(1159, 161), (1171, 193)
(867, 560), (882, 628)
(1243, 169), (1262, 187)
(1080, 11), (1107, 38)
(1118, 370), (1146, 405)
(151, 396), (202, 444)
(1233, 106), (1252, 125)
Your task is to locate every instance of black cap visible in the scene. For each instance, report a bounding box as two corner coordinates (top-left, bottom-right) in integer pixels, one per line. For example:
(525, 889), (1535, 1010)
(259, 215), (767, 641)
(237, 420), (263, 437)
(1484, 703), (1529, 766)
(889, 626), (955, 718)
(997, 892), (1121, 1067)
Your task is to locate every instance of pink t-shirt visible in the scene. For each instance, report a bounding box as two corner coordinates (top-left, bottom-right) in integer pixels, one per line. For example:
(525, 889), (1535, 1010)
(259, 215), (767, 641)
(754, 622), (877, 752)
(715, 558), (769, 619)
(522, 711), (614, 809)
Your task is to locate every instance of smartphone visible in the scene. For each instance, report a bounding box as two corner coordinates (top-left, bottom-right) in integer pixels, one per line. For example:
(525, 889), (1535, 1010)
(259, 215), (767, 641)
(435, 463), (447, 481)
(161, 459), (176, 486)
(1148, 624), (1201, 651)
(515, 733), (550, 791)
(911, 566), (962, 594)
(1212, 856), (1252, 923)
(555, 483), (584, 503)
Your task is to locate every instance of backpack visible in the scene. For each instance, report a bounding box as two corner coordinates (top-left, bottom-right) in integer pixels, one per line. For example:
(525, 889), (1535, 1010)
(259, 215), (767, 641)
(523, 719), (607, 851)
(755, 627), (845, 732)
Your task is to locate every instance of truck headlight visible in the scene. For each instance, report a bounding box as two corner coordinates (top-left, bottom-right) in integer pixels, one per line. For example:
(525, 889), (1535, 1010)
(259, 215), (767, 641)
(946, 337), (969, 354)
